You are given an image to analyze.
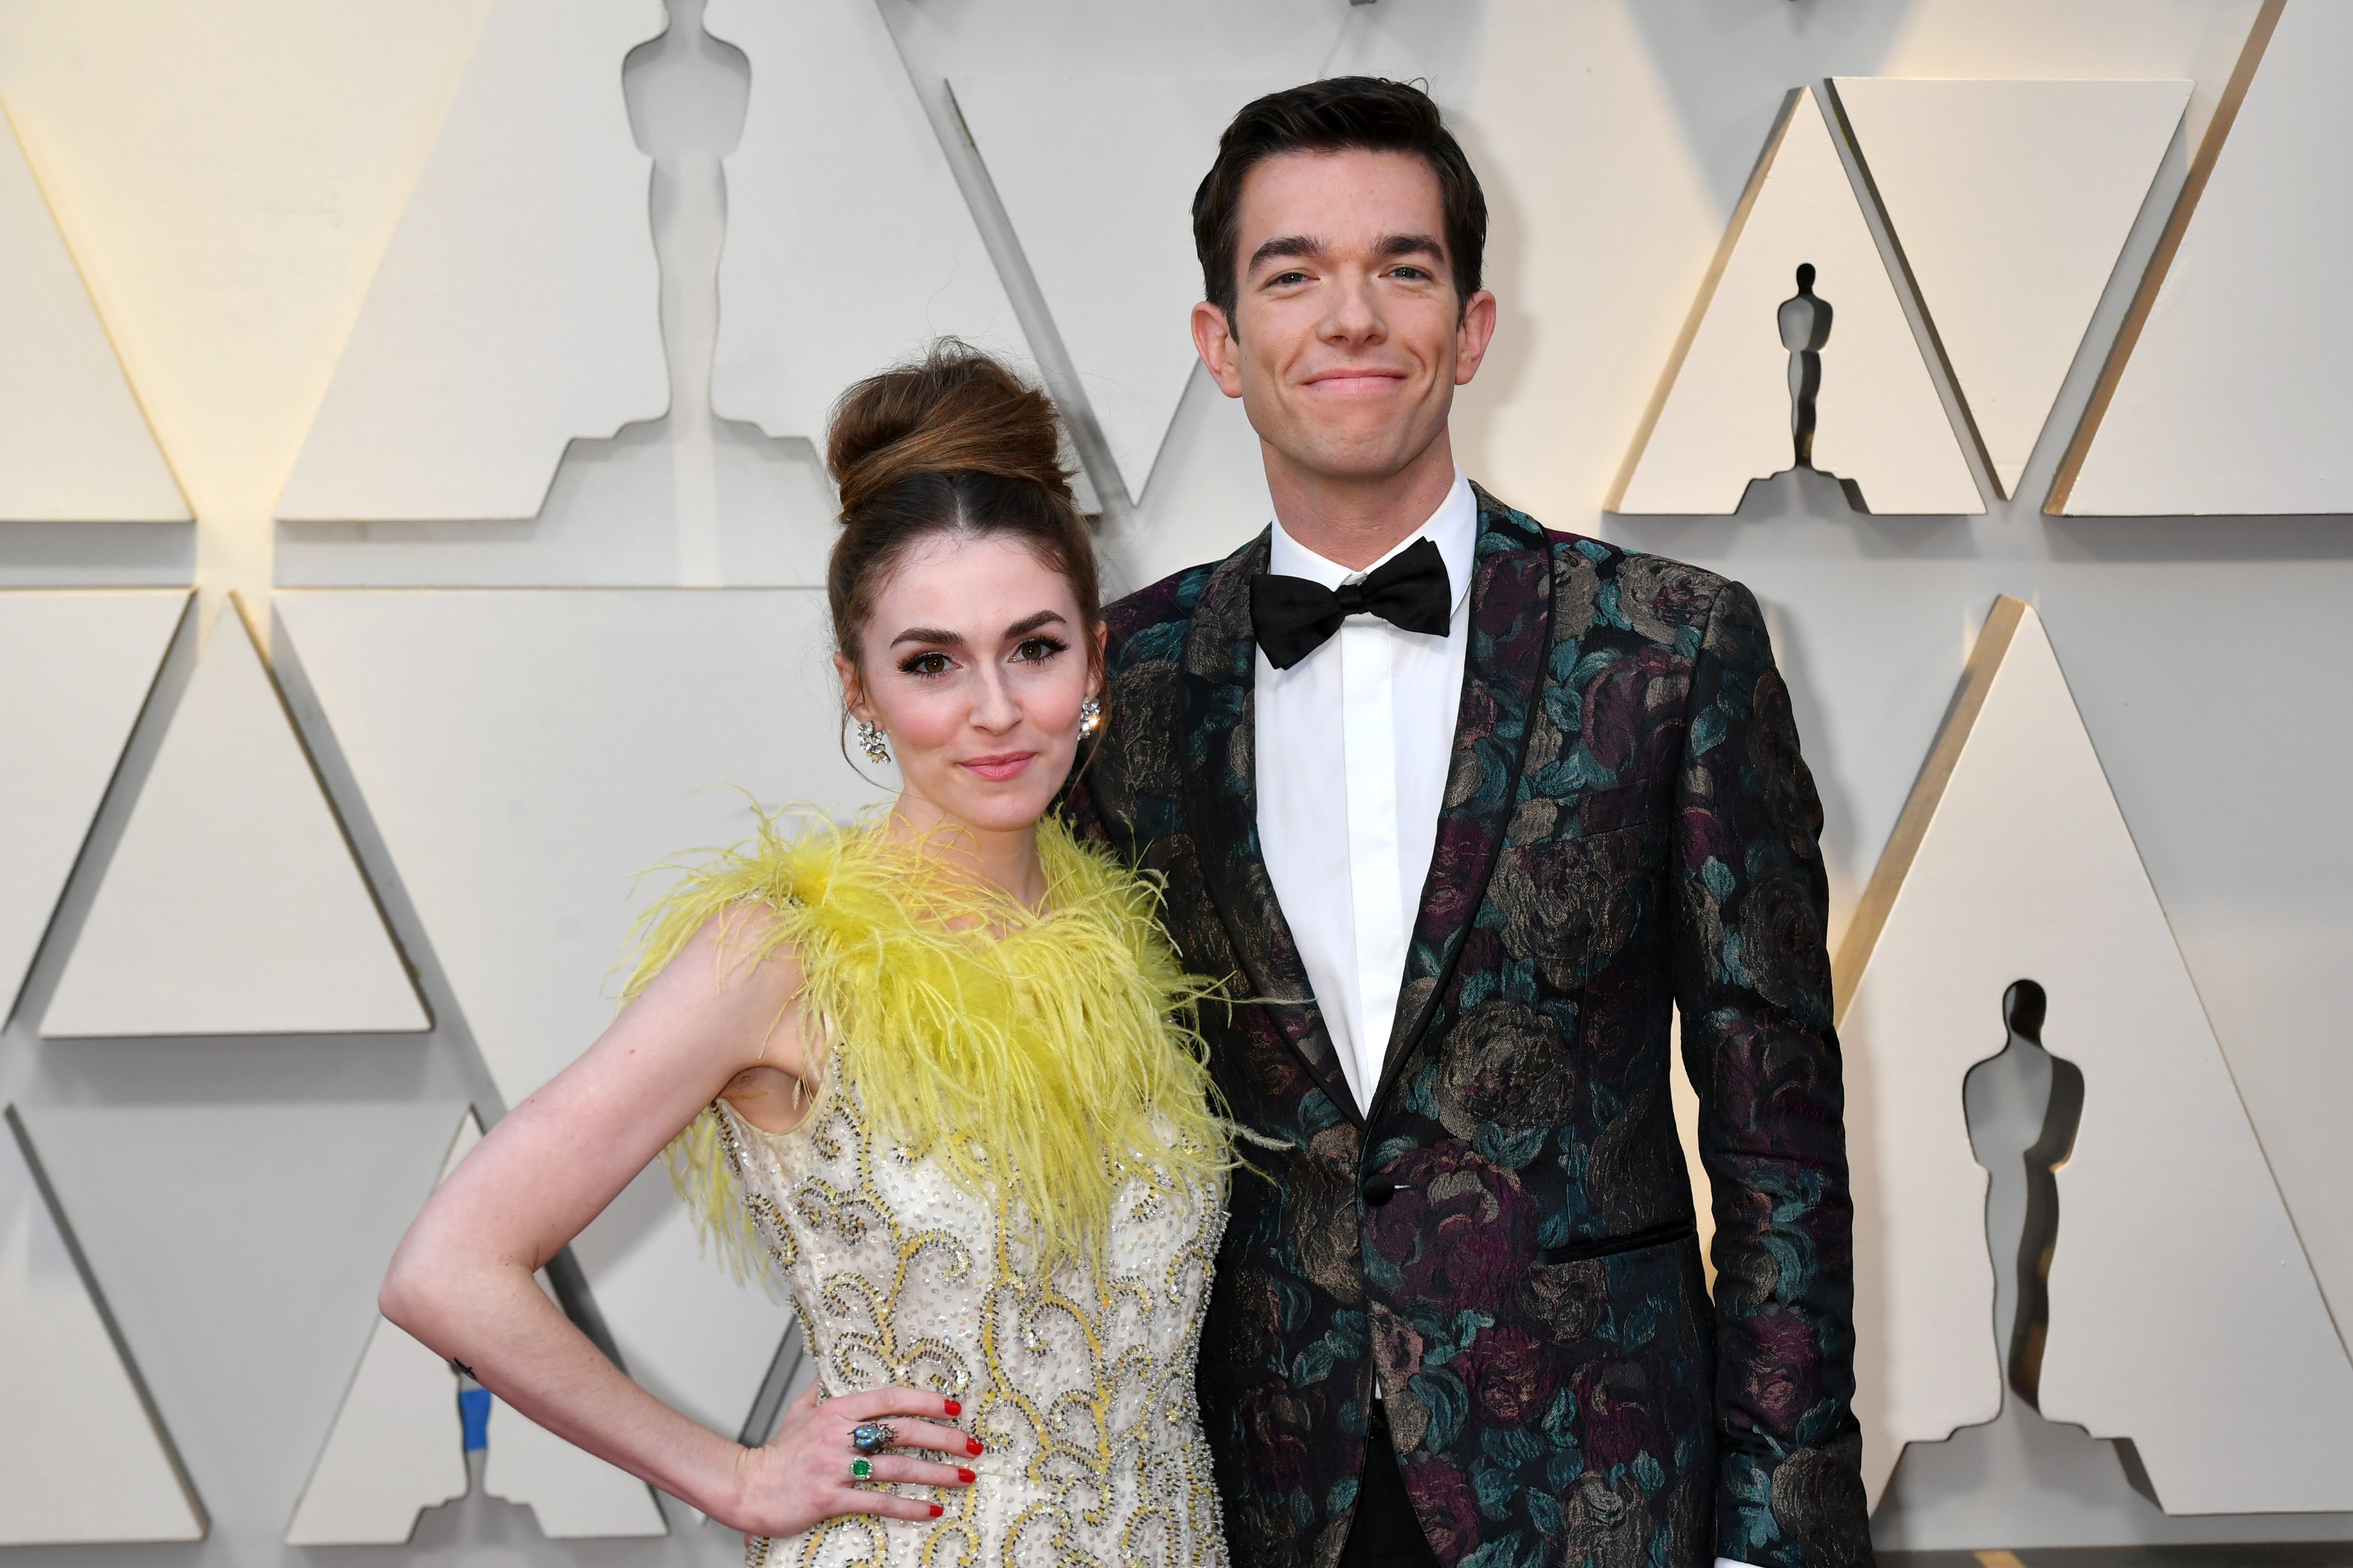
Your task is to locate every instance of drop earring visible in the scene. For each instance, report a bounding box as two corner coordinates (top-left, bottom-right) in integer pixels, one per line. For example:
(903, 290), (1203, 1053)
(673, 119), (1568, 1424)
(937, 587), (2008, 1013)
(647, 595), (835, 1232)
(855, 718), (891, 764)
(1078, 696), (1102, 738)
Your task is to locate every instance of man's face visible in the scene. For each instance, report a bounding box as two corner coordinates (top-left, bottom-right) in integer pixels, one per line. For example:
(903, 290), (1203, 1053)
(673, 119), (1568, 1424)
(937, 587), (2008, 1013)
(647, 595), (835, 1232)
(1194, 148), (1495, 486)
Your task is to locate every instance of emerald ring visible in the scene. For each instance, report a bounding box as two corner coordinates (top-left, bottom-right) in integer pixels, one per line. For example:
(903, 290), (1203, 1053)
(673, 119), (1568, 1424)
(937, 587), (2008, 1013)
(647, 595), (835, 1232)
(849, 1456), (873, 1480)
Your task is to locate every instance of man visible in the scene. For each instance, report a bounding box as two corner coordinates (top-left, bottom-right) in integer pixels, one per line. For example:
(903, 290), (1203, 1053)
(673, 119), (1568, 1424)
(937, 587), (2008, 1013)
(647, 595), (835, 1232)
(1067, 78), (1870, 1568)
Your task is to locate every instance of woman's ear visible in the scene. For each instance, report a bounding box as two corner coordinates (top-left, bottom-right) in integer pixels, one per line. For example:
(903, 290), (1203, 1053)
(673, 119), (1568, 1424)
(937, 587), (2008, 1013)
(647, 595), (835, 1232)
(834, 653), (872, 724)
(1090, 621), (1109, 696)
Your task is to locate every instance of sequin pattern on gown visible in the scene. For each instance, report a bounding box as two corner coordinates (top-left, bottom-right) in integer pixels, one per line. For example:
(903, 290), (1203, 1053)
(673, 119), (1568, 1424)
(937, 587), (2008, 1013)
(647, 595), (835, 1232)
(714, 1075), (1229, 1568)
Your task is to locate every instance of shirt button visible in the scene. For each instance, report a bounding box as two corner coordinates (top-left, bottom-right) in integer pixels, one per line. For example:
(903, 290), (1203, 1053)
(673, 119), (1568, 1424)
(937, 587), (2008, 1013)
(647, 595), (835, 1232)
(1363, 1174), (1399, 1206)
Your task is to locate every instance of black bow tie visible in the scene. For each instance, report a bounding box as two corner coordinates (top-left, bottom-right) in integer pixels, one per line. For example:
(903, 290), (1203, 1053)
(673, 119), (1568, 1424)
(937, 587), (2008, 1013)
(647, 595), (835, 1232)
(1249, 537), (1453, 671)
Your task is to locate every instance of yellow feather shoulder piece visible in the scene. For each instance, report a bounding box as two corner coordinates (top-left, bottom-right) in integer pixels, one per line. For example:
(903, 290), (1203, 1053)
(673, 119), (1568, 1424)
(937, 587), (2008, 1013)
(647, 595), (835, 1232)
(620, 808), (1233, 1281)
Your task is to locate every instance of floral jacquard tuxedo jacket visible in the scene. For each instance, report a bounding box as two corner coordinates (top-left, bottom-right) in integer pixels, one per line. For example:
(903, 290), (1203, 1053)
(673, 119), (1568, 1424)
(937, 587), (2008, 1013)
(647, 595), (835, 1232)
(1065, 487), (1872, 1568)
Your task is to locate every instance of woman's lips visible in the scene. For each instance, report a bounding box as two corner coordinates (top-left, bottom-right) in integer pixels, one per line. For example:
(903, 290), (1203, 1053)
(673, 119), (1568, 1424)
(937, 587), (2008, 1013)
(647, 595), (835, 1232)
(960, 751), (1035, 781)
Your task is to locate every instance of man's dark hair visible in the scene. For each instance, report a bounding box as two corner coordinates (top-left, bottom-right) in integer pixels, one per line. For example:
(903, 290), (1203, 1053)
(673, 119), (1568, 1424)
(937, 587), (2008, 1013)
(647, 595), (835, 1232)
(1191, 76), (1487, 329)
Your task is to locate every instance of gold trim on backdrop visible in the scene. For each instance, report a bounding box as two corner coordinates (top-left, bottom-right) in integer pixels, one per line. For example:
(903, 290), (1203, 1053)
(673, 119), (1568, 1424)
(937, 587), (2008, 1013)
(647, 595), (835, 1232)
(2044, 0), (2285, 514)
(1604, 87), (1807, 514)
(1831, 594), (2027, 1022)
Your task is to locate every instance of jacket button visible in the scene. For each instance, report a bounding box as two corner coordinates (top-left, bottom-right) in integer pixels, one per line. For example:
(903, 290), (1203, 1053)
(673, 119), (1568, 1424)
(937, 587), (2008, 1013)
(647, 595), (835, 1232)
(1363, 1174), (1398, 1206)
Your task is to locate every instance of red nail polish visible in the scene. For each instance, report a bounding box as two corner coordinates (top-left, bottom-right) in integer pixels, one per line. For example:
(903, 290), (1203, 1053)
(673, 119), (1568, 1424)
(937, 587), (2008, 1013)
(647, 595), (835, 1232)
(966, 1437), (984, 1456)
(928, 1503), (943, 1518)
(943, 1398), (962, 1417)
(957, 1467), (976, 1483)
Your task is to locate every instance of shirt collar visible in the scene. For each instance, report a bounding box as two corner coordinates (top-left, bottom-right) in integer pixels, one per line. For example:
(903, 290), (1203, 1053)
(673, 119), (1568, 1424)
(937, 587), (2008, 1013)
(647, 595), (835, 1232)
(1267, 468), (1477, 617)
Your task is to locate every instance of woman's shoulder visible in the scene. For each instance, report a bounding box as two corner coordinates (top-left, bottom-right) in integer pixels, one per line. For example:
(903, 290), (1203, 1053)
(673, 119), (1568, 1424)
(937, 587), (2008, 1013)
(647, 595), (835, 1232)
(618, 808), (859, 1006)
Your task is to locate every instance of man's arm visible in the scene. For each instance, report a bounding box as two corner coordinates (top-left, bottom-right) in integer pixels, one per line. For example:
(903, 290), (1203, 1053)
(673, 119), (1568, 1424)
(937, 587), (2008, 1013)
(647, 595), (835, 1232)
(1670, 580), (1873, 1568)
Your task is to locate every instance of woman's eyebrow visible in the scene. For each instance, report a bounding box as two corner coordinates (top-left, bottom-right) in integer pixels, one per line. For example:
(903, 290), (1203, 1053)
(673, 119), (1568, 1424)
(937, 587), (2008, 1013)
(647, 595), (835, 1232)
(889, 626), (966, 649)
(1002, 610), (1068, 638)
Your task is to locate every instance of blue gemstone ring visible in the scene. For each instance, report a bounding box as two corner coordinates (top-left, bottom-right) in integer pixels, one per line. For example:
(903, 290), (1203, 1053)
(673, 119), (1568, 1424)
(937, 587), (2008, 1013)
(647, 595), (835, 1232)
(850, 1421), (897, 1456)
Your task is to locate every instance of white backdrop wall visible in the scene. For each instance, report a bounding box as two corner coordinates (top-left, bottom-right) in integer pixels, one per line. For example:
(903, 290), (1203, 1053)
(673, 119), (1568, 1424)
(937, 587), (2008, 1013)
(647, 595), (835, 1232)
(3, 0), (2349, 1560)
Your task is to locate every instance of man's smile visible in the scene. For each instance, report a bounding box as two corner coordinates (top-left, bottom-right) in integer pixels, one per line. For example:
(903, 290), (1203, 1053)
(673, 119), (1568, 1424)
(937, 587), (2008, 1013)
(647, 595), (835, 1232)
(1301, 366), (1411, 396)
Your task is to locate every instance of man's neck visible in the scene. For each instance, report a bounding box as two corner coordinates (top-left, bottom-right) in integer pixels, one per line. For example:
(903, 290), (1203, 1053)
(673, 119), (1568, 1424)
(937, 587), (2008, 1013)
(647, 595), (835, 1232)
(1264, 431), (1460, 571)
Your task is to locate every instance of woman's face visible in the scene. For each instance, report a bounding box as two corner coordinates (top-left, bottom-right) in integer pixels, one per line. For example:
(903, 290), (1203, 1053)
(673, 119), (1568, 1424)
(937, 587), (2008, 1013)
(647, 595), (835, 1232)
(839, 531), (1101, 838)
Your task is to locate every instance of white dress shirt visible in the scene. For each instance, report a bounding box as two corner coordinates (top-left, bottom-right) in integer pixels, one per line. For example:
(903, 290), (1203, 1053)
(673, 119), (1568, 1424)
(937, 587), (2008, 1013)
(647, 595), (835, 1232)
(1255, 470), (1477, 1114)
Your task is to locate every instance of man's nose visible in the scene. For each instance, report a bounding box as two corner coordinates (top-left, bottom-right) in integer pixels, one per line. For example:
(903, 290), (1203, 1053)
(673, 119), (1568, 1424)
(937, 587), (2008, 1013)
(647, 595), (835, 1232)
(1321, 273), (1384, 344)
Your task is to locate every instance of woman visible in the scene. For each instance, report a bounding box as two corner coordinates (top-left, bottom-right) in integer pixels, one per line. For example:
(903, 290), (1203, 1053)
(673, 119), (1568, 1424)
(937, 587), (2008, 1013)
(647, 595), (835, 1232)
(381, 344), (1234, 1566)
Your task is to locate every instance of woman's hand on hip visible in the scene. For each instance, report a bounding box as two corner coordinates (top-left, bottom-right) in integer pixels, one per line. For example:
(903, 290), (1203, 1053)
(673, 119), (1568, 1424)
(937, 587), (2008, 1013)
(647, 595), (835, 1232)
(723, 1383), (980, 1537)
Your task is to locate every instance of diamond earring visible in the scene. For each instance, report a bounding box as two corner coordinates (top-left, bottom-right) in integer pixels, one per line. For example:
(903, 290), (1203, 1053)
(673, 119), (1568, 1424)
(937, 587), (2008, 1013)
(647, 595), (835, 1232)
(1078, 696), (1102, 738)
(855, 718), (891, 764)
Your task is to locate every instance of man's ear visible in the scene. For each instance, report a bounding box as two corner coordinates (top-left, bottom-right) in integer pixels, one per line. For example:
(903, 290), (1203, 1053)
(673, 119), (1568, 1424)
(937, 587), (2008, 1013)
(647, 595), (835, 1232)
(1453, 288), (1499, 387)
(1192, 300), (1246, 399)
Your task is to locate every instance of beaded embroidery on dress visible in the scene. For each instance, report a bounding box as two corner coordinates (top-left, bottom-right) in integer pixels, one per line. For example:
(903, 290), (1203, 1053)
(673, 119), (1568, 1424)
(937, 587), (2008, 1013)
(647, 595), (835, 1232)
(619, 814), (1234, 1567)
(717, 1090), (1228, 1567)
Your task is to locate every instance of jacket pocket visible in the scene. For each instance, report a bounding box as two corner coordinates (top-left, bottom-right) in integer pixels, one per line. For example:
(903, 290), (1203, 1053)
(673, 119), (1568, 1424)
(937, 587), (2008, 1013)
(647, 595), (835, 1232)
(1534, 1216), (1695, 1266)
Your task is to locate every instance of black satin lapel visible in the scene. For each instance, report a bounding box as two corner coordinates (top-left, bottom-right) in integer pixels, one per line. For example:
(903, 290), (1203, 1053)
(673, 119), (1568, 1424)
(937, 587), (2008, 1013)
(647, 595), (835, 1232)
(1371, 492), (1553, 1117)
(1179, 533), (1362, 1127)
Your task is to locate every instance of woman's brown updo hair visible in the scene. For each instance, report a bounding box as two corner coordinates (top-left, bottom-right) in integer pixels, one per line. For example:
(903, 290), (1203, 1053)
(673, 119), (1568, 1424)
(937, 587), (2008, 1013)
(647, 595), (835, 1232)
(825, 341), (1099, 675)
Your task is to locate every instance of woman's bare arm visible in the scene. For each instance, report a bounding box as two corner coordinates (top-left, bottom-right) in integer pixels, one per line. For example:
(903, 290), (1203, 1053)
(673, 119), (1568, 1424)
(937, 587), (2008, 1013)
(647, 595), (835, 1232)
(378, 912), (972, 1533)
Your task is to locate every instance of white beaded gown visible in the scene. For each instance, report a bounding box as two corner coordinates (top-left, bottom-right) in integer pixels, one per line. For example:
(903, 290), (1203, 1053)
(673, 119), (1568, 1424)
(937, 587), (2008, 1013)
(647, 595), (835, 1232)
(712, 1079), (1230, 1568)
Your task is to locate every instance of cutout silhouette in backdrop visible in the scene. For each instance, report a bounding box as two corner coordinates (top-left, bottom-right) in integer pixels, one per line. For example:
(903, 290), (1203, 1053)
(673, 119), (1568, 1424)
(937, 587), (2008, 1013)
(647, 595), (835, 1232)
(1779, 262), (1832, 470)
(1961, 980), (2085, 1406)
(1755, 261), (1865, 511)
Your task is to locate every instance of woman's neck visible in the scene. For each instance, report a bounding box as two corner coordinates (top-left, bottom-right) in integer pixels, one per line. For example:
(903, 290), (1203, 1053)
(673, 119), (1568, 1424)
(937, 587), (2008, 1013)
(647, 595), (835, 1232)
(884, 794), (1048, 908)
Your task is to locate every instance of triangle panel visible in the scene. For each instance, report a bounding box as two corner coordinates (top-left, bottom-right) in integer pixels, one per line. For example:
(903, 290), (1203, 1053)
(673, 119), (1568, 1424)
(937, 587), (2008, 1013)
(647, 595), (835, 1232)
(276, 588), (841, 1438)
(2058, 2), (2353, 514)
(1838, 597), (2353, 1511)
(1612, 87), (1981, 516)
(1833, 78), (2188, 499)
(284, 1113), (479, 1545)
(0, 6), (499, 521)
(287, 1109), (668, 1540)
(43, 603), (426, 1036)
(0, 112), (183, 522)
(277, 0), (668, 522)
(0, 589), (188, 1017)
(0, 1107), (205, 1544)
(951, 77), (1284, 505)
(708, 0), (1027, 446)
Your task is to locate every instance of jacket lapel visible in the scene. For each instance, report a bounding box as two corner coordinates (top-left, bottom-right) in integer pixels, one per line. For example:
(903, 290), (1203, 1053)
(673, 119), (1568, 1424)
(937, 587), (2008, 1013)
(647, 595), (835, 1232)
(1179, 531), (1363, 1126)
(1369, 489), (1553, 1117)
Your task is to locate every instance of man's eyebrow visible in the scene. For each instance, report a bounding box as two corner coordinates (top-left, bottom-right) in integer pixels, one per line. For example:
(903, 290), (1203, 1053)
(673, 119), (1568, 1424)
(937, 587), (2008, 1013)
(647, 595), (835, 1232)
(1246, 232), (1448, 275)
(1247, 234), (1324, 273)
(1376, 232), (1447, 263)
(1003, 610), (1068, 638)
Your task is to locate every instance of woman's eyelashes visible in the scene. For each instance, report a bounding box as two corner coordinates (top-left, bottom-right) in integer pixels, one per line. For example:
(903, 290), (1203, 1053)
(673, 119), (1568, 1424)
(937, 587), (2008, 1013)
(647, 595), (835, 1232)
(893, 635), (1064, 681)
(898, 649), (954, 678)
(1012, 635), (1068, 665)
